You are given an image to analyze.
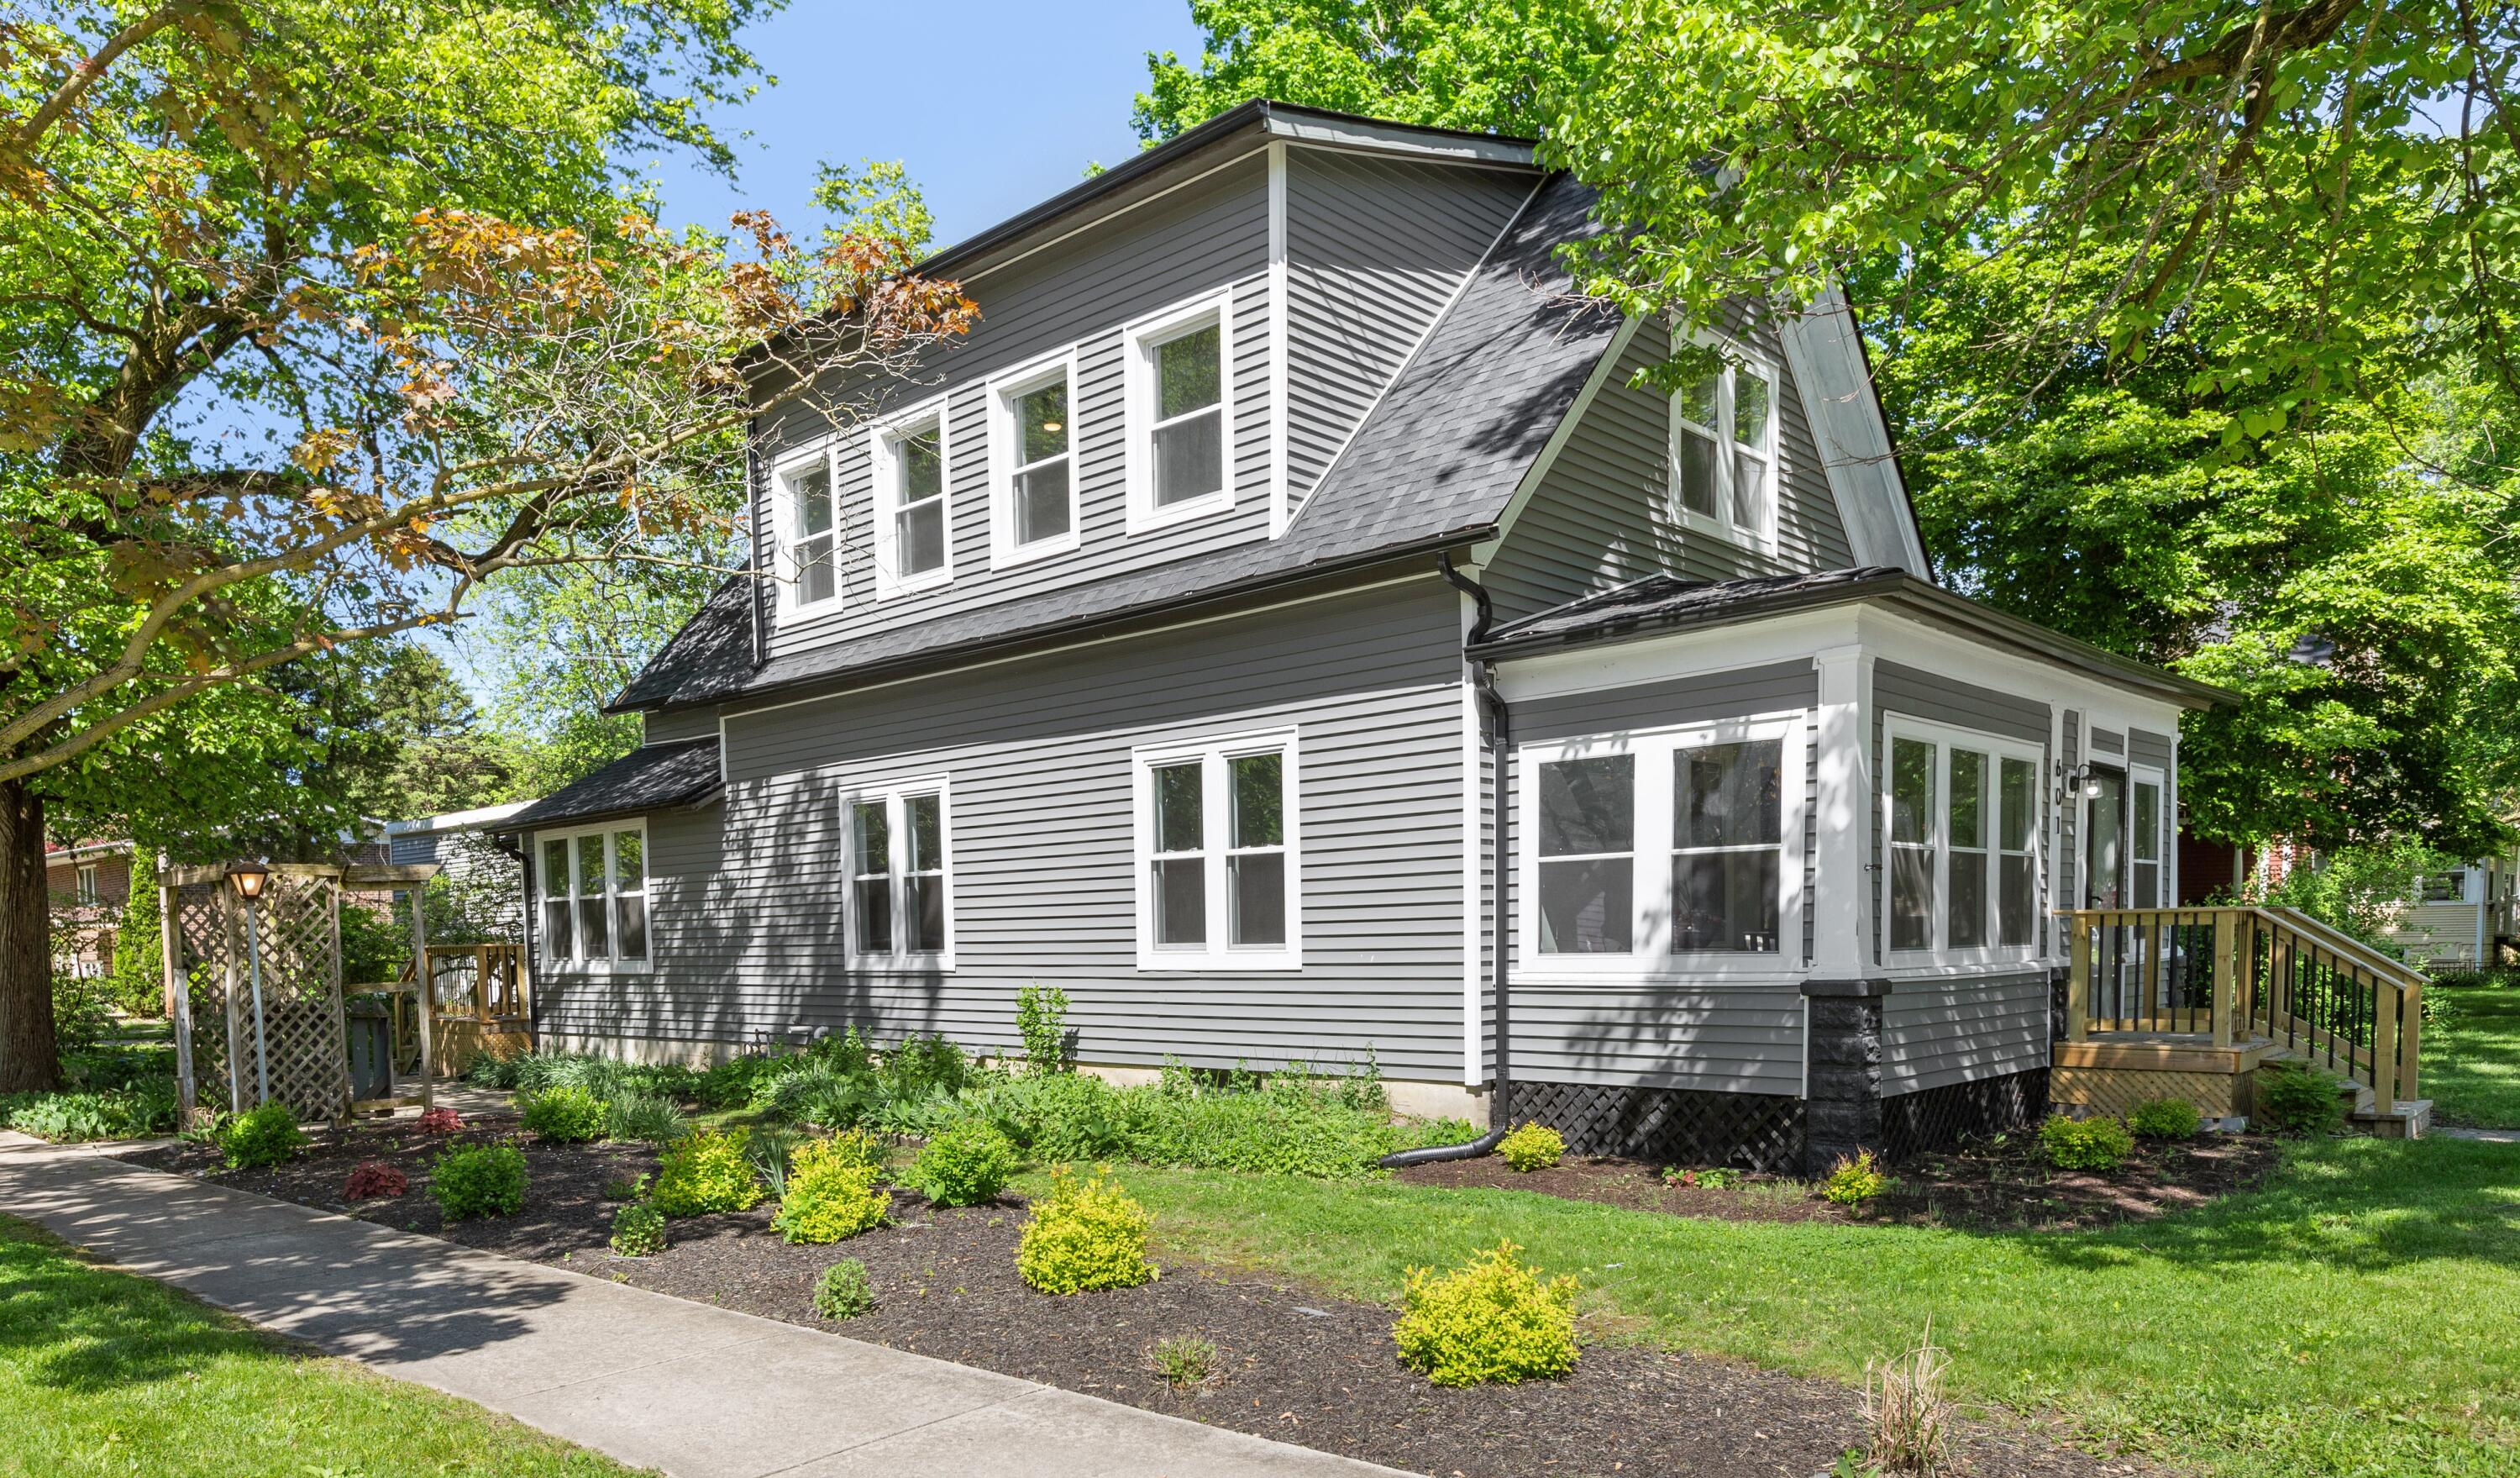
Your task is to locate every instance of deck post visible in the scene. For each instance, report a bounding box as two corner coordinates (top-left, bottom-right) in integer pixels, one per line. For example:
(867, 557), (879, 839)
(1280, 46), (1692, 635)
(2209, 909), (2236, 1049)
(2397, 981), (2422, 1103)
(2065, 915), (2091, 1042)
(2370, 976), (2398, 1116)
(408, 892), (433, 1112)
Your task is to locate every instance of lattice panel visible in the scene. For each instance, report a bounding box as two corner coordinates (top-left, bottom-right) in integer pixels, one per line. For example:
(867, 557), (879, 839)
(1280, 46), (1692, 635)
(1882, 1069), (2050, 1161)
(246, 874), (348, 1121)
(170, 883), (233, 1109)
(2050, 1065), (2244, 1120)
(1507, 1080), (1807, 1172)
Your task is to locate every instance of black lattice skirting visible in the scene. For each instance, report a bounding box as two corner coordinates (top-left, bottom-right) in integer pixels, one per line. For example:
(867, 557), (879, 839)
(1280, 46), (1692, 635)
(1881, 1067), (2050, 1161)
(1504, 1080), (1807, 1173)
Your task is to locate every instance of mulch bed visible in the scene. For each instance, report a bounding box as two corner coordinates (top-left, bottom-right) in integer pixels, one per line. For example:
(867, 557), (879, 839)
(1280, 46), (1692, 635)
(1399, 1133), (2281, 1233)
(126, 1119), (2173, 1478)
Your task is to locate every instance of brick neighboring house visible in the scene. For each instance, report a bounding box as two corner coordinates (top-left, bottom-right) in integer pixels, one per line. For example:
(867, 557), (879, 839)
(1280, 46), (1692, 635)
(46, 838), (135, 979)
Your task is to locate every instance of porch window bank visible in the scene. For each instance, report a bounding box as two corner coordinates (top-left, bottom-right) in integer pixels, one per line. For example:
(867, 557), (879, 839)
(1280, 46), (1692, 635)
(1886, 722), (2043, 959)
(538, 825), (648, 967)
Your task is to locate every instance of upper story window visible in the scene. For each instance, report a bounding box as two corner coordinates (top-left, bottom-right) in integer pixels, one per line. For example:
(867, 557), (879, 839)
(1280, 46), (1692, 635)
(538, 825), (648, 970)
(74, 863), (99, 906)
(1522, 717), (1802, 975)
(989, 352), (1079, 567)
(1886, 722), (2042, 960)
(771, 449), (840, 613)
(2421, 870), (2470, 903)
(871, 399), (951, 598)
(1670, 340), (1779, 553)
(1134, 728), (1298, 970)
(844, 781), (952, 967)
(1125, 290), (1234, 533)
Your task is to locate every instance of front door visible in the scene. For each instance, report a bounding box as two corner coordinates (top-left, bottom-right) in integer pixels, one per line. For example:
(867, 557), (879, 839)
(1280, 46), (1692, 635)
(2085, 768), (2126, 908)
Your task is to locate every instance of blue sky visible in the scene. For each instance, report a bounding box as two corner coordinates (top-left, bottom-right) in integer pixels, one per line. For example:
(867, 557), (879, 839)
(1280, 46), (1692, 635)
(632, 1), (1210, 250)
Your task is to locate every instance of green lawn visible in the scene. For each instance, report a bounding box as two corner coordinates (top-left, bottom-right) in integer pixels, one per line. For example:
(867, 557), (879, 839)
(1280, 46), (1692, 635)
(1097, 1137), (2520, 1478)
(2428, 981), (2520, 1128)
(0, 1215), (643, 1478)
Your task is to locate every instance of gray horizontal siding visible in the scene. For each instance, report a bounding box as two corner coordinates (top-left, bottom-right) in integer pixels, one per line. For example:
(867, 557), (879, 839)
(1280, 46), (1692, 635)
(1882, 971), (2050, 1095)
(1483, 316), (1857, 622)
(1285, 151), (1531, 503)
(2129, 728), (2173, 770)
(2090, 727), (2125, 757)
(756, 154), (1275, 665)
(643, 709), (718, 744)
(1515, 661), (1816, 742)
(537, 577), (1475, 1080)
(389, 833), (442, 867)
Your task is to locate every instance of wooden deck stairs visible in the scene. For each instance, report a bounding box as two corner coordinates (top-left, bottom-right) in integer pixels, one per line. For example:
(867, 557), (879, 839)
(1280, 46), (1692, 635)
(2053, 907), (2429, 1137)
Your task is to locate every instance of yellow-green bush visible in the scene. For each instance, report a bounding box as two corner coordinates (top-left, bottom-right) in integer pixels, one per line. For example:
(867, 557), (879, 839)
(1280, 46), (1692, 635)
(1498, 1121), (1565, 1173)
(1391, 1239), (1578, 1386)
(650, 1128), (764, 1217)
(1016, 1166), (1157, 1294)
(2039, 1112), (2135, 1170)
(773, 1136), (891, 1244)
(2128, 1096), (2202, 1139)
(1821, 1149), (1891, 1205)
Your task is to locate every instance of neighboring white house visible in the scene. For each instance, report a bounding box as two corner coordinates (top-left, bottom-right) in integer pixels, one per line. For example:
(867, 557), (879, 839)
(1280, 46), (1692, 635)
(2383, 849), (2519, 970)
(383, 801), (530, 940)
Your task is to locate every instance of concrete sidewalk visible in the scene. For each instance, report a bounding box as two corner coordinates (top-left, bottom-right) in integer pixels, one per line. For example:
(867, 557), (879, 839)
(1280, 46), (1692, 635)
(0, 1133), (1403, 1478)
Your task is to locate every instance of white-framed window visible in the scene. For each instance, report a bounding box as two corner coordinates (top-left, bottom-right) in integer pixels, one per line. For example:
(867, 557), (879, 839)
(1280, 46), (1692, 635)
(1669, 335), (1779, 552)
(869, 397), (951, 597)
(74, 863), (99, 906)
(2129, 765), (2166, 908)
(1884, 719), (2043, 962)
(537, 824), (649, 969)
(1519, 714), (1804, 977)
(770, 445), (842, 613)
(988, 350), (1079, 567)
(1132, 728), (1298, 970)
(842, 780), (953, 968)
(1123, 289), (1234, 533)
(2421, 871), (2470, 904)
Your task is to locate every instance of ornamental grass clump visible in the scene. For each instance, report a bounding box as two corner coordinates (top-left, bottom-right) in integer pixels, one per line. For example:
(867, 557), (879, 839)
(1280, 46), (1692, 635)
(2128, 1096), (2202, 1140)
(813, 1258), (876, 1320)
(773, 1136), (890, 1244)
(2039, 1112), (2135, 1171)
(1017, 1166), (1157, 1294)
(907, 1119), (1016, 1207)
(1391, 1239), (1578, 1387)
(1499, 1122), (1565, 1172)
(429, 1144), (527, 1221)
(1822, 1149), (1891, 1205)
(518, 1084), (607, 1144)
(218, 1101), (309, 1170)
(1863, 1320), (1954, 1475)
(650, 1128), (764, 1217)
(602, 1091), (687, 1147)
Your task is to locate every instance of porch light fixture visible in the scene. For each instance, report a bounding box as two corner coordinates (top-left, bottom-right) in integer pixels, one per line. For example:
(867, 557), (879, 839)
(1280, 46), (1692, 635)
(228, 860), (269, 899)
(228, 860), (272, 1104)
(2053, 762), (2101, 804)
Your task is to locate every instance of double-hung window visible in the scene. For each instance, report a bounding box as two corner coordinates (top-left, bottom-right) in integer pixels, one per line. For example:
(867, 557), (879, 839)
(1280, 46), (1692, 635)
(1670, 339), (1779, 551)
(989, 353), (1079, 565)
(871, 399), (950, 597)
(1884, 722), (2044, 960)
(1135, 730), (1298, 970)
(2129, 768), (2166, 908)
(1125, 291), (1233, 531)
(73, 864), (99, 907)
(844, 782), (952, 966)
(772, 449), (840, 612)
(1522, 717), (1801, 974)
(537, 825), (649, 969)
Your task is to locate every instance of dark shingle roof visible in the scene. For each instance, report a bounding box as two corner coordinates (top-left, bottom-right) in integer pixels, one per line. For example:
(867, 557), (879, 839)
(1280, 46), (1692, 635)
(507, 740), (723, 831)
(615, 172), (1622, 715)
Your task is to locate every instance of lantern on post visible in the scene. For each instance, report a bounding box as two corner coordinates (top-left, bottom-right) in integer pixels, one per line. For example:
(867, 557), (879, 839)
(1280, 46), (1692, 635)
(229, 862), (272, 1106)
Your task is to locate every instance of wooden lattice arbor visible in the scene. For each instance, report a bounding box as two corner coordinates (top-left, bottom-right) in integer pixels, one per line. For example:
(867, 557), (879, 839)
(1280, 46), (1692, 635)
(160, 861), (440, 1124)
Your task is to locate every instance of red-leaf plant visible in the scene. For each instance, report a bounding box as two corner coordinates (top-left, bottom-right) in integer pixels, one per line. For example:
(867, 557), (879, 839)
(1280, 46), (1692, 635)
(344, 1160), (410, 1201)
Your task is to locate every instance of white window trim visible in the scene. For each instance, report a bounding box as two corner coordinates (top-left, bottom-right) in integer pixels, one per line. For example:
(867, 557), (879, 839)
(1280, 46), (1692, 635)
(838, 778), (956, 970)
(1123, 287), (1236, 534)
(1881, 716), (2045, 970)
(74, 863), (99, 906)
(1667, 329), (1782, 556)
(768, 444), (843, 616)
(534, 823), (653, 974)
(1516, 713), (1807, 983)
(2129, 762), (2168, 909)
(868, 394), (953, 600)
(987, 349), (1082, 570)
(1131, 727), (1299, 971)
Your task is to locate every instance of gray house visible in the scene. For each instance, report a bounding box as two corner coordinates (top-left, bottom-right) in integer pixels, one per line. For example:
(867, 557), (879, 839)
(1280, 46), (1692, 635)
(507, 102), (2220, 1170)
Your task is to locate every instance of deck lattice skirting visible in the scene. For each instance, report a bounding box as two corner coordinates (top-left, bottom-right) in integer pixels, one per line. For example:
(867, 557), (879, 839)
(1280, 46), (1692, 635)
(1504, 1080), (1807, 1173)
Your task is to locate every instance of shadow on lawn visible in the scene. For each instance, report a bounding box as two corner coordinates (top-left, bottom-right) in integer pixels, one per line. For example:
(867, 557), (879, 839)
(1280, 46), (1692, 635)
(2011, 1137), (2520, 1275)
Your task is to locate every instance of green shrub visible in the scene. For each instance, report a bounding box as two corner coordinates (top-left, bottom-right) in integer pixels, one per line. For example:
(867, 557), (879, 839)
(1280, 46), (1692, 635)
(813, 1258), (876, 1320)
(1017, 1167), (1158, 1294)
(50, 973), (110, 1055)
(1017, 1072), (1139, 1162)
(1821, 1149), (1891, 1205)
(650, 1128), (764, 1217)
(518, 1085), (607, 1144)
(773, 1137), (890, 1244)
(1398, 1116), (1480, 1151)
(218, 1101), (310, 1169)
(608, 1201), (665, 1256)
(603, 1091), (688, 1146)
(1126, 1083), (1394, 1177)
(2256, 1060), (2349, 1133)
(0, 1083), (176, 1142)
(1017, 982), (1070, 1074)
(908, 1120), (1016, 1207)
(765, 1061), (880, 1129)
(1391, 1239), (1579, 1387)
(883, 1034), (974, 1100)
(2040, 1112), (2136, 1170)
(429, 1144), (527, 1220)
(2128, 1097), (2202, 1139)
(1499, 1122), (1565, 1173)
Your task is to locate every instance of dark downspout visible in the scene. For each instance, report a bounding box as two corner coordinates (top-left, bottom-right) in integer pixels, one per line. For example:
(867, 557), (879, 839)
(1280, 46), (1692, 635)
(1382, 553), (1514, 1168)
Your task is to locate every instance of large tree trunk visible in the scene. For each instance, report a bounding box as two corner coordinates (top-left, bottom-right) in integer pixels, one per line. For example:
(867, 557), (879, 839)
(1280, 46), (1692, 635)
(0, 778), (60, 1093)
